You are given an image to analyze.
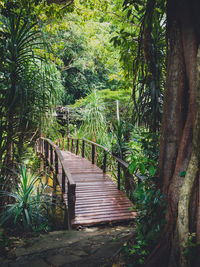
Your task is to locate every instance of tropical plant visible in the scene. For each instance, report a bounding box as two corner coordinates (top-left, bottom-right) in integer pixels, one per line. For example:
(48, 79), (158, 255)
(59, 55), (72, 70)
(122, 178), (166, 266)
(0, 10), (62, 188)
(110, 119), (133, 159)
(72, 88), (133, 125)
(79, 90), (108, 144)
(111, 0), (166, 132)
(0, 164), (51, 231)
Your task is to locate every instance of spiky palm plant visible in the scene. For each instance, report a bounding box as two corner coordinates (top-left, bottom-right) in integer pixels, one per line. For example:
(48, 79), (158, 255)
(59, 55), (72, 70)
(0, 12), (61, 189)
(0, 13), (41, 165)
(81, 90), (108, 144)
(0, 164), (51, 231)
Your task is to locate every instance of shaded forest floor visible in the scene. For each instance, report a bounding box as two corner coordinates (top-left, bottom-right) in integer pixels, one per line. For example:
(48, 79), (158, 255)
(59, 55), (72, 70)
(0, 224), (135, 267)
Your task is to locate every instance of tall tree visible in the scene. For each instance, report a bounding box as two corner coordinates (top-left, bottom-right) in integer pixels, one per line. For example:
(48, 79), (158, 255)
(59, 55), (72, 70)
(142, 0), (200, 266)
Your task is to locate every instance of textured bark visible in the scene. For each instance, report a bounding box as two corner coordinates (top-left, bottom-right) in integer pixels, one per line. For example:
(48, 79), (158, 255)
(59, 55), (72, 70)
(158, 18), (187, 194)
(145, 0), (200, 266)
(197, 174), (200, 240)
(177, 46), (200, 267)
(177, 153), (199, 267)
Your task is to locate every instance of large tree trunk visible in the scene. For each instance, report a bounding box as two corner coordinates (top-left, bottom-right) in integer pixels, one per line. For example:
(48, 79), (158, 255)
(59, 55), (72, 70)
(145, 0), (200, 266)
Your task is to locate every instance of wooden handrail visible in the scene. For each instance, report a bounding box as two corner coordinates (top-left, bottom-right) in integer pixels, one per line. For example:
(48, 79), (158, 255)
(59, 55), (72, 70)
(58, 137), (128, 167)
(57, 136), (130, 190)
(36, 137), (76, 228)
(40, 137), (75, 186)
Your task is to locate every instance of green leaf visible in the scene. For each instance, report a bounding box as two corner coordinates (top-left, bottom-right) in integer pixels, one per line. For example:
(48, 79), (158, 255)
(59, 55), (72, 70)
(149, 165), (156, 176)
(140, 163), (146, 175)
(129, 161), (137, 174)
(180, 171), (186, 177)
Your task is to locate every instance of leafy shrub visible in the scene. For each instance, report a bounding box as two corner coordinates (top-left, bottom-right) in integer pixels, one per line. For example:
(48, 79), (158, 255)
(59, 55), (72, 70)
(124, 161), (166, 266)
(0, 164), (51, 232)
(117, 126), (164, 265)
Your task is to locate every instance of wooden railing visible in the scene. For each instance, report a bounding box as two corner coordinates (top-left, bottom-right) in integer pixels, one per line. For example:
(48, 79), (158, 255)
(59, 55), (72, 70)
(36, 137), (76, 228)
(56, 137), (129, 191)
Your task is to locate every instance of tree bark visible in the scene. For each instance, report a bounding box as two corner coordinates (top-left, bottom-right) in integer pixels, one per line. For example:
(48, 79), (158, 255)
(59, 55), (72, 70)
(145, 0), (200, 266)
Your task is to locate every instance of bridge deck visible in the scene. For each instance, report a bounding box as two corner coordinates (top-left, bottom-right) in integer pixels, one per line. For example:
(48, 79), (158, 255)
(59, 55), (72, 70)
(58, 150), (136, 226)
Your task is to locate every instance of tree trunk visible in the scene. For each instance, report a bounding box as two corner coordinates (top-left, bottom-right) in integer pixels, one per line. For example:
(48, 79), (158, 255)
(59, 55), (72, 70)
(145, 0), (200, 266)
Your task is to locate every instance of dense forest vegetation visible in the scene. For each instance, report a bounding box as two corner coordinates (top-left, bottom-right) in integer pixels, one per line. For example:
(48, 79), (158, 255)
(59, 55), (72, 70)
(1, 0), (200, 267)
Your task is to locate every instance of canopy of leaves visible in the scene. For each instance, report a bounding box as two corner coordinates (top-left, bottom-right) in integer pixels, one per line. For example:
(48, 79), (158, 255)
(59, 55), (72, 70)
(40, 10), (124, 105)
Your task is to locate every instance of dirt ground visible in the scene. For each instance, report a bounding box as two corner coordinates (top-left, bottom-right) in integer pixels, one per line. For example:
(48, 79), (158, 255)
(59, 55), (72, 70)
(0, 224), (135, 267)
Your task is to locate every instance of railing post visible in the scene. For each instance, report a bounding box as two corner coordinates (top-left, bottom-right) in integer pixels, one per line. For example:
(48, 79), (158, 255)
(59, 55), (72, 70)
(118, 162), (120, 190)
(68, 183), (76, 222)
(76, 139), (79, 155)
(62, 168), (66, 193)
(62, 138), (65, 150)
(92, 144), (95, 164)
(45, 141), (49, 167)
(67, 137), (70, 151)
(50, 145), (53, 166)
(82, 140), (85, 158)
(71, 139), (74, 153)
(42, 139), (44, 155)
(35, 139), (38, 154)
(55, 151), (58, 176)
(103, 151), (107, 173)
(52, 172), (57, 217)
(39, 139), (41, 153)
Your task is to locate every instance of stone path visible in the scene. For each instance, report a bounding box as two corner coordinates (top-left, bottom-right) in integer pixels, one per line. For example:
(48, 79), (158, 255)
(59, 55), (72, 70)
(0, 225), (134, 267)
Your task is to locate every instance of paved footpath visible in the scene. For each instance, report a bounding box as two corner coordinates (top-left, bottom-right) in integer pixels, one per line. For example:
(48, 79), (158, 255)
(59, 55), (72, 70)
(0, 225), (134, 267)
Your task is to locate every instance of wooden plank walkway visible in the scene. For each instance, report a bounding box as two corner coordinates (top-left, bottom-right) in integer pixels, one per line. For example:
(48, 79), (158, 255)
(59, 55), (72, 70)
(59, 150), (136, 226)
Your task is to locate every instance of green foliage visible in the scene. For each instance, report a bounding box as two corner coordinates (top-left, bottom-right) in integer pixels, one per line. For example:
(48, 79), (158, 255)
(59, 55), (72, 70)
(111, 0), (166, 131)
(129, 156), (156, 176)
(0, 0), (74, 20)
(110, 119), (132, 159)
(183, 233), (200, 263)
(0, 9), (63, 178)
(128, 128), (159, 162)
(72, 88), (133, 122)
(78, 90), (108, 144)
(180, 171), (187, 177)
(116, 125), (163, 265)
(0, 164), (51, 231)
(41, 11), (124, 105)
(123, 178), (166, 266)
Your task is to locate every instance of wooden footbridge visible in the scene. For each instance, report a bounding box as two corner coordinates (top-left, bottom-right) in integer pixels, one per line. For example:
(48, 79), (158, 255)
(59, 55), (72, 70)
(36, 137), (136, 228)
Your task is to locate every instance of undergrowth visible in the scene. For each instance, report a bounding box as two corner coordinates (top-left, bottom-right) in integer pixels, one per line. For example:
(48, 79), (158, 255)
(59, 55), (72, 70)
(122, 176), (166, 266)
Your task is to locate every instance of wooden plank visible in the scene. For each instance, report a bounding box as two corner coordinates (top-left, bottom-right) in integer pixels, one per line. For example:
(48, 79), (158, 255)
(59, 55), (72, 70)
(75, 212), (136, 220)
(76, 185), (116, 190)
(75, 203), (133, 210)
(76, 189), (118, 193)
(75, 199), (132, 206)
(75, 182), (114, 186)
(56, 149), (135, 226)
(73, 215), (136, 226)
(76, 193), (131, 200)
(76, 208), (135, 215)
(76, 195), (128, 201)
